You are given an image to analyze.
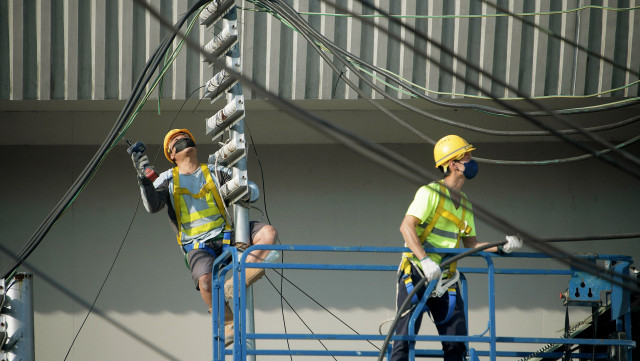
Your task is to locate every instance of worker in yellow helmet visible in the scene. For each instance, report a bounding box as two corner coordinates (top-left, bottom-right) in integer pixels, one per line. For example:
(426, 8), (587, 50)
(390, 135), (522, 361)
(131, 129), (277, 347)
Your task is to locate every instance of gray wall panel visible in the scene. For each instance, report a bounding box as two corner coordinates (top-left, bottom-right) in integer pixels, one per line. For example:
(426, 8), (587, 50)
(1, 1), (639, 101)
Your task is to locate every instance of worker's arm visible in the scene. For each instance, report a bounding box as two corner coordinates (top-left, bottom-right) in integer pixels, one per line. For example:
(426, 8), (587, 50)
(461, 236), (498, 253)
(462, 235), (522, 253)
(399, 215), (428, 260)
(137, 175), (169, 213)
(399, 214), (441, 281)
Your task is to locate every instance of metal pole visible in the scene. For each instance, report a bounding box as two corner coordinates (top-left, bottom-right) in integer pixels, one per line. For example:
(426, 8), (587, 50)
(4, 273), (35, 361)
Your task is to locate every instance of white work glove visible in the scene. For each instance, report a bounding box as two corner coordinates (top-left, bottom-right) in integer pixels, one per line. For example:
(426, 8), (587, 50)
(420, 257), (442, 282)
(131, 151), (150, 178)
(502, 235), (523, 253)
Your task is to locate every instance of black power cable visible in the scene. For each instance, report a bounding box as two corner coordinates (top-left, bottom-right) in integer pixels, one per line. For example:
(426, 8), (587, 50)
(0, 0), (210, 280)
(133, 0), (640, 293)
(482, 0), (640, 79)
(64, 84), (206, 360)
(254, 0), (640, 168)
(329, 0), (640, 179)
(253, 0), (640, 294)
(246, 0), (640, 117)
(376, 241), (506, 361)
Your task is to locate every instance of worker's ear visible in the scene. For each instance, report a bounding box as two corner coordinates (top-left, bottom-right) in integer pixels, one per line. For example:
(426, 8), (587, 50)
(448, 159), (458, 173)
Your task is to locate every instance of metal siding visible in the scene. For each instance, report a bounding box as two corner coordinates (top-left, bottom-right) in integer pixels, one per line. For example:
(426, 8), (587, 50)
(479, 1), (496, 96)
(23, 0), (38, 100)
(505, 1), (524, 97)
(92, 0), (105, 100)
(627, 0), (640, 96)
(146, 0), (161, 100)
(292, 0), (308, 99)
(427, 2), (443, 96)
(532, 0), (550, 97)
(37, 0), (51, 100)
(452, 1), (469, 98)
(558, 0), (579, 96)
(2, 1), (639, 101)
(10, 0), (23, 100)
(372, 0), (389, 100)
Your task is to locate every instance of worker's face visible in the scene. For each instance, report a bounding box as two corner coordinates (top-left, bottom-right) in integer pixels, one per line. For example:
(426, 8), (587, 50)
(453, 152), (478, 179)
(169, 133), (195, 161)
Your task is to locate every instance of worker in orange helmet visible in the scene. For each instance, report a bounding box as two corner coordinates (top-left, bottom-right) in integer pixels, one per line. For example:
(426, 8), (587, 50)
(390, 135), (522, 361)
(131, 129), (277, 347)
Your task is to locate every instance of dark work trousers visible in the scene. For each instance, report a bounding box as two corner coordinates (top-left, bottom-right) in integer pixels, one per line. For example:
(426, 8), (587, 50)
(389, 263), (467, 361)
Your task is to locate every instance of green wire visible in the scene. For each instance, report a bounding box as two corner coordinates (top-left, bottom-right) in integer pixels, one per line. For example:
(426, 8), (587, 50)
(241, 4), (640, 19)
(61, 5), (205, 218)
(250, 0), (640, 104)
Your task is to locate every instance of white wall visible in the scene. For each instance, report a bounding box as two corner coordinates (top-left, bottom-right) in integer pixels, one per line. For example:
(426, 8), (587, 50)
(0, 139), (638, 360)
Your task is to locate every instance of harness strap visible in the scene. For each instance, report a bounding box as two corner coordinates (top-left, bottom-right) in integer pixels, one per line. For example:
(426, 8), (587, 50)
(416, 181), (471, 274)
(172, 164), (232, 251)
(433, 288), (457, 325)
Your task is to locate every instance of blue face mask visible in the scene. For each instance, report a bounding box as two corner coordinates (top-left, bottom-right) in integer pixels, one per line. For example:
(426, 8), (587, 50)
(460, 159), (479, 179)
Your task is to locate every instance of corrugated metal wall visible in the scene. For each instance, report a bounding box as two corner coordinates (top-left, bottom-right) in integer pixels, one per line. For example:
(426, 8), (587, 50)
(1, 0), (639, 101)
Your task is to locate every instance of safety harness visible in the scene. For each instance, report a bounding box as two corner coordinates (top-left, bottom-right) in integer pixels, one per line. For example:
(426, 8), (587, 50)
(400, 180), (472, 325)
(172, 164), (232, 263)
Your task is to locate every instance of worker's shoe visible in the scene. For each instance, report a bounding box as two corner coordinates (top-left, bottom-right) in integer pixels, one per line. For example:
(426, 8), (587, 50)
(224, 321), (234, 347)
(224, 266), (266, 299)
(208, 302), (235, 347)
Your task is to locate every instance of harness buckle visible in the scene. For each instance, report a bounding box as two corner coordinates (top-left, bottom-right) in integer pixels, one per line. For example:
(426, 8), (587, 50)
(459, 220), (469, 235)
(431, 269), (460, 298)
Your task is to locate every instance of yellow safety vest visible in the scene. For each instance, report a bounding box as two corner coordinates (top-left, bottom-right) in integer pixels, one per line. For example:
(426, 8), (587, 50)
(400, 180), (472, 279)
(172, 164), (232, 250)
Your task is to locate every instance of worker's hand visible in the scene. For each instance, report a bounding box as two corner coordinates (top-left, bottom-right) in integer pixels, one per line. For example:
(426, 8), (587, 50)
(420, 257), (442, 282)
(503, 235), (523, 253)
(131, 151), (150, 178)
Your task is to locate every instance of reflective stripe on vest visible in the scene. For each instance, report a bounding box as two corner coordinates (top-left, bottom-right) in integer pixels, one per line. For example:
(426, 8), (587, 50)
(172, 164), (231, 248)
(400, 180), (472, 276)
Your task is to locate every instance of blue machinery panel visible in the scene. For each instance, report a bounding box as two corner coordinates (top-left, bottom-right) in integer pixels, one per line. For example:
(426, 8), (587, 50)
(211, 246), (635, 360)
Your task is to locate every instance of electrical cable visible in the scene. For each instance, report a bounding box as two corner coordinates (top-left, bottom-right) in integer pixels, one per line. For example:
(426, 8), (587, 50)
(254, 0), (640, 167)
(263, 274), (338, 361)
(481, 0), (640, 80)
(323, 0), (640, 288)
(257, 0), (638, 141)
(376, 241), (506, 361)
(63, 199), (142, 361)
(268, 269), (381, 351)
(134, 0), (640, 301)
(542, 232), (640, 243)
(0, 0), (210, 280)
(246, 1), (640, 117)
(0, 243), (180, 361)
(63, 84), (207, 359)
(244, 123), (294, 358)
(242, 4), (640, 21)
(326, 0), (640, 178)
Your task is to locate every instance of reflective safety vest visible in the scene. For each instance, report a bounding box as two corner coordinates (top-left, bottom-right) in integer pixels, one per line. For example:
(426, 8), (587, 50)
(172, 164), (232, 253)
(399, 181), (472, 307)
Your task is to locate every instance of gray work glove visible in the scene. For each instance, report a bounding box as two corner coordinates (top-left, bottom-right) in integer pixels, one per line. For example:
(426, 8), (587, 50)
(420, 257), (442, 282)
(503, 235), (523, 253)
(131, 151), (150, 178)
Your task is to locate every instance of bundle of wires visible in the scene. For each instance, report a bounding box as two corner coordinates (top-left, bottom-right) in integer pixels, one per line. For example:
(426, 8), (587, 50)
(0, 0), (211, 280)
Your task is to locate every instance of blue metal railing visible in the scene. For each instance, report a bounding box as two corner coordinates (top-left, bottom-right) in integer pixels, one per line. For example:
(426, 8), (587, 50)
(211, 245), (635, 361)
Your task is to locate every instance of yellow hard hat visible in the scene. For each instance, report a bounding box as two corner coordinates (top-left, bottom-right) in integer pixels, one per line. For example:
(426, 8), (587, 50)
(163, 129), (195, 163)
(433, 135), (475, 170)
